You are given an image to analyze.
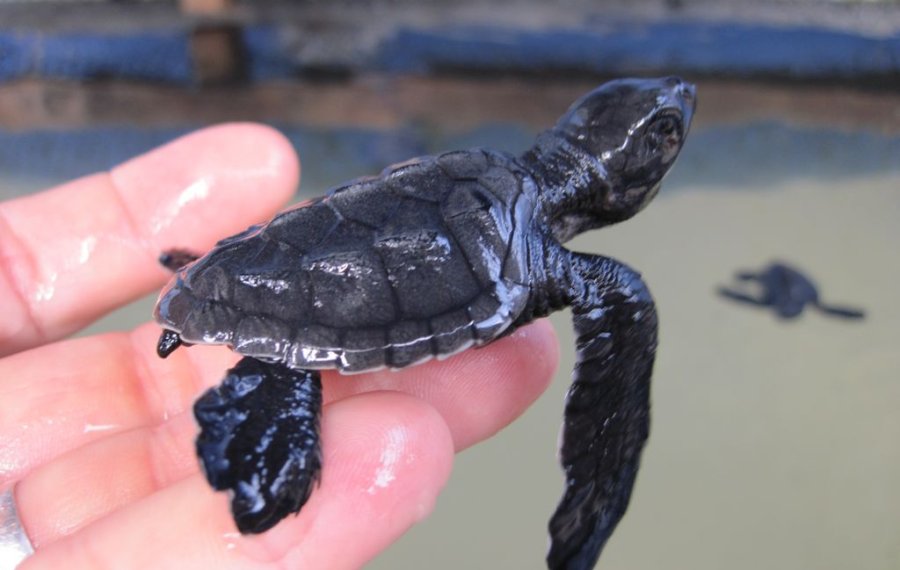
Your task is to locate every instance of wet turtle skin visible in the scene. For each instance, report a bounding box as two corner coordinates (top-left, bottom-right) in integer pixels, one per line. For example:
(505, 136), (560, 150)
(155, 77), (696, 569)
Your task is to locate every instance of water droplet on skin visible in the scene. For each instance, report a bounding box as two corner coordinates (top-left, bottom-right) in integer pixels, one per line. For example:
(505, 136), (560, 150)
(301, 347), (341, 364)
(82, 423), (119, 434)
(238, 274), (290, 293)
(33, 234), (112, 304)
(367, 426), (408, 494)
(34, 276), (56, 302)
(149, 177), (212, 235)
(222, 531), (241, 551)
(77, 236), (97, 265)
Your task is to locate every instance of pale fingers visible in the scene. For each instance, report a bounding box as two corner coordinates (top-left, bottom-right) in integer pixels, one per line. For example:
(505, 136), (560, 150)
(1, 320), (555, 484)
(21, 393), (455, 570)
(15, 413), (198, 547)
(325, 319), (560, 450)
(10, 321), (557, 548)
(0, 325), (236, 483)
(0, 123), (298, 355)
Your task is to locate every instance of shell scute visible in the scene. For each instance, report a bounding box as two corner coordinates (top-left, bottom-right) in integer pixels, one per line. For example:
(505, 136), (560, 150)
(441, 181), (495, 219)
(181, 301), (237, 345)
(329, 179), (404, 229)
(431, 310), (475, 357)
(306, 249), (397, 329)
(264, 200), (340, 253)
(288, 325), (341, 368)
(374, 229), (479, 320)
(443, 209), (508, 288)
(234, 315), (291, 360)
(386, 320), (434, 368)
(477, 166), (523, 206)
(383, 157), (448, 203)
(437, 149), (489, 180)
(340, 328), (388, 373)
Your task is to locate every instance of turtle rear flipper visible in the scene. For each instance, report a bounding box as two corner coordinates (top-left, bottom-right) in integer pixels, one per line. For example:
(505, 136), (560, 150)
(159, 249), (200, 272)
(194, 357), (322, 534)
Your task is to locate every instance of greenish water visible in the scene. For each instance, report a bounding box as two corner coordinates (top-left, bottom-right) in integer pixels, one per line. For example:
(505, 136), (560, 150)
(2, 84), (898, 569)
(373, 171), (899, 570)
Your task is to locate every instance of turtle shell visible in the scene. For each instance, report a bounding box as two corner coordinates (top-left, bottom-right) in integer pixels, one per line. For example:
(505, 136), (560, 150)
(154, 149), (537, 373)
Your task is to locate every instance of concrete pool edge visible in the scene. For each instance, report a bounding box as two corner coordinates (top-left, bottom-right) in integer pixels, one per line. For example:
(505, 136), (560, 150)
(1, 2), (899, 86)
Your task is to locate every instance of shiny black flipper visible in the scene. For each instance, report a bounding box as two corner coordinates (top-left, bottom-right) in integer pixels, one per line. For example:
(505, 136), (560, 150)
(159, 249), (201, 272)
(548, 254), (657, 570)
(815, 302), (865, 320)
(194, 357), (322, 534)
(716, 286), (769, 308)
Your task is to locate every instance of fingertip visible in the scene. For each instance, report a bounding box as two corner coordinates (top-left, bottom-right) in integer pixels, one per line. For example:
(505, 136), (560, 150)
(322, 319), (561, 453)
(241, 392), (454, 568)
(214, 122), (301, 201)
(324, 391), (455, 498)
(508, 319), (560, 391)
(109, 122), (299, 252)
(445, 319), (559, 450)
(18, 392), (455, 570)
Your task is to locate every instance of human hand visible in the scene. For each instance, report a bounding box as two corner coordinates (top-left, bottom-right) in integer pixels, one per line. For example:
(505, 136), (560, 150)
(0, 124), (558, 569)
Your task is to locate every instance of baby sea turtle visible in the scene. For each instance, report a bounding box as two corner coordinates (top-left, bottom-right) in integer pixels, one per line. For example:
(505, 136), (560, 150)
(718, 261), (865, 320)
(154, 77), (696, 570)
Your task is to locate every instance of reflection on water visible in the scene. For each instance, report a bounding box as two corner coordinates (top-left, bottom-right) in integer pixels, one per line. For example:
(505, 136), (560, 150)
(1, 81), (898, 569)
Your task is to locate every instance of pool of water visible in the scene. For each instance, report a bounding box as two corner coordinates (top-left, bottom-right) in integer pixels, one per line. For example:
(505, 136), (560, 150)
(1, 78), (898, 569)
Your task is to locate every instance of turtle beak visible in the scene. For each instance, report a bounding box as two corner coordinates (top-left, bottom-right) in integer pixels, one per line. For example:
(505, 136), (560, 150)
(680, 82), (697, 128)
(669, 77), (697, 131)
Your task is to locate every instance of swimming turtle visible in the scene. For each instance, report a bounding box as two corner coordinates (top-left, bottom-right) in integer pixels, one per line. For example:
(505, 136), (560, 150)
(154, 77), (696, 569)
(718, 261), (865, 320)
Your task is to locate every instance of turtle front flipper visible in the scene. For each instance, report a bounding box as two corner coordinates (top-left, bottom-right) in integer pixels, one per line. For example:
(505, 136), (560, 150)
(547, 253), (657, 570)
(194, 357), (322, 534)
(716, 286), (769, 308)
(815, 301), (866, 320)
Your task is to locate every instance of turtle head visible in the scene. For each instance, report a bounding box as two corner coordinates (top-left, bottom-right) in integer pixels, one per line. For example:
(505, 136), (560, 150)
(559, 76), (695, 218)
(532, 77), (695, 240)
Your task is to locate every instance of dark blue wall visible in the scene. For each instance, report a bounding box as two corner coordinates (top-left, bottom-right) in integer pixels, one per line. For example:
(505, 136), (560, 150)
(2, 21), (898, 83)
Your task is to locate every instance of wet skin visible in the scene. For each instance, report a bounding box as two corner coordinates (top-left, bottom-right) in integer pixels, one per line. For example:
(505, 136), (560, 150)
(719, 261), (865, 320)
(155, 77), (696, 570)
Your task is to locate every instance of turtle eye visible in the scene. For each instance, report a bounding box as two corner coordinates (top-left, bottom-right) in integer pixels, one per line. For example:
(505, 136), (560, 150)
(649, 115), (682, 161)
(653, 116), (679, 141)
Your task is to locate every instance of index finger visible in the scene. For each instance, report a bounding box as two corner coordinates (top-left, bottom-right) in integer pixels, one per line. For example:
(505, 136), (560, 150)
(0, 124), (299, 356)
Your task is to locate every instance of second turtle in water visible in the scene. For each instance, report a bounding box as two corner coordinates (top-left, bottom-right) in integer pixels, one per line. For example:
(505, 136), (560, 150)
(719, 261), (865, 320)
(154, 77), (696, 569)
